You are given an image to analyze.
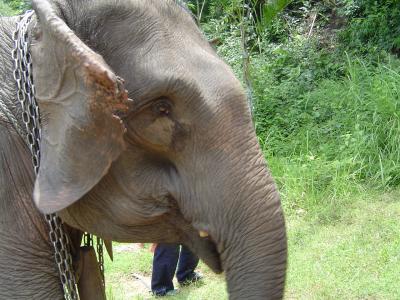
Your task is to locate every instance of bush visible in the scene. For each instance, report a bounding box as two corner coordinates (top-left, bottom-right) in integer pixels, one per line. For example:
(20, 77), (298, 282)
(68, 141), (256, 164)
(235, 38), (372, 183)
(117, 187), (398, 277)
(251, 38), (346, 148)
(254, 54), (400, 192)
(3, 0), (29, 14)
(339, 0), (400, 55)
(0, 1), (14, 15)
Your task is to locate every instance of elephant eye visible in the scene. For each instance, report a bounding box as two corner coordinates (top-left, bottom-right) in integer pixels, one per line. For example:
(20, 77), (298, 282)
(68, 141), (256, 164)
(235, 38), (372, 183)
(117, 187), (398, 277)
(153, 99), (172, 117)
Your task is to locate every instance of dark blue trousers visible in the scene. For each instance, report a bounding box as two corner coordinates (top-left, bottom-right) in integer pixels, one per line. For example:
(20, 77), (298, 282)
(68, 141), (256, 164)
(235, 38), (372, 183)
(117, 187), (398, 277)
(151, 244), (199, 294)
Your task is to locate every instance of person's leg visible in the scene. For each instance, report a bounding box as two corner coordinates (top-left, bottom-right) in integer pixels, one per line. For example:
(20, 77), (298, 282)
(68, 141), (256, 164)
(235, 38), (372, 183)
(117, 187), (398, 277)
(151, 244), (180, 296)
(176, 245), (200, 284)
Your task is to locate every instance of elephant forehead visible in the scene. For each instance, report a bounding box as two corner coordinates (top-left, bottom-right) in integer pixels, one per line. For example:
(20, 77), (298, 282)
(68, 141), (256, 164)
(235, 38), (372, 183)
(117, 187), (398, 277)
(126, 47), (244, 111)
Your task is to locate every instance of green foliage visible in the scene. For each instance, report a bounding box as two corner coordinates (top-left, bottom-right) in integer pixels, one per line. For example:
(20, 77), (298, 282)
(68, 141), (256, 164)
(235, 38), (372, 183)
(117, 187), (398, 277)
(0, 0), (14, 15)
(0, 0), (29, 15)
(3, 0), (29, 13)
(251, 52), (400, 221)
(340, 0), (400, 55)
(261, 0), (292, 24)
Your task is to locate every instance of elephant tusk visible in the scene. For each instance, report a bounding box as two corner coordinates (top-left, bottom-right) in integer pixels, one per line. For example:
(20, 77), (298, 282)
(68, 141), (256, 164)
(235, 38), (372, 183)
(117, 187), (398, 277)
(199, 231), (209, 238)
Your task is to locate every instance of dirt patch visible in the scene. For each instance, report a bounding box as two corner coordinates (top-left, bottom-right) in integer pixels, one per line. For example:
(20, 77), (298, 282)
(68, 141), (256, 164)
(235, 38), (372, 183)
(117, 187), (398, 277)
(114, 243), (144, 253)
(107, 273), (152, 299)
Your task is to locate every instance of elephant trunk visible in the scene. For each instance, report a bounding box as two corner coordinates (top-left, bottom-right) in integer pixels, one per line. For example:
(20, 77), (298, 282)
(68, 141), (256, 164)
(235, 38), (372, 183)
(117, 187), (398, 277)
(214, 143), (287, 299)
(220, 177), (287, 299)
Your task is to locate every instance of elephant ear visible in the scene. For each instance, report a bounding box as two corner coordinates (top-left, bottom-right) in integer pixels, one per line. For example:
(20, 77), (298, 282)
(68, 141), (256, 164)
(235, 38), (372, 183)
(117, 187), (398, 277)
(31, 0), (130, 214)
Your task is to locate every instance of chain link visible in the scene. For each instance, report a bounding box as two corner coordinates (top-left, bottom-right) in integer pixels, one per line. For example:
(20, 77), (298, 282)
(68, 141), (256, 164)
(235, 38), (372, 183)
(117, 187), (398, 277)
(83, 233), (105, 287)
(83, 233), (93, 247)
(45, 214), (80, 300)
(96, 237), (105, 287)
(12, 10), (79, 300)
(12, 10), (41, 174)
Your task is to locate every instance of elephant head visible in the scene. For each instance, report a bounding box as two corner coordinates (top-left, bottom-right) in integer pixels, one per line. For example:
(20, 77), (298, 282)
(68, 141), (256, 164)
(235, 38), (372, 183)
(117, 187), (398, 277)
(30, 0), (287, 298)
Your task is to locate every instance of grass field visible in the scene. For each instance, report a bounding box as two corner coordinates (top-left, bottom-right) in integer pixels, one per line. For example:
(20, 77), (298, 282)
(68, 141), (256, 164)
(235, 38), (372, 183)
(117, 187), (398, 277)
(105, 189), (400, 300)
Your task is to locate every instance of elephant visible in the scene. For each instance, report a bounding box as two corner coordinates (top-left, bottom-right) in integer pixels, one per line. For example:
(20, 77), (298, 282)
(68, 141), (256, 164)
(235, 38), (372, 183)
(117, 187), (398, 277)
(0, 0), (287, 299)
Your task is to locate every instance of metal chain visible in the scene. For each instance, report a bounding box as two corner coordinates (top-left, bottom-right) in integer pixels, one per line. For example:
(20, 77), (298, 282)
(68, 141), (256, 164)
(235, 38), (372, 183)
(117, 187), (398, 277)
(12, 10), (79, 300)
(83, 233), (93, 247)
(96, 237), (105, 287)
(11, 10), (41, 173)
(45, 214), (80, 300)
(83, 233), (105, 287)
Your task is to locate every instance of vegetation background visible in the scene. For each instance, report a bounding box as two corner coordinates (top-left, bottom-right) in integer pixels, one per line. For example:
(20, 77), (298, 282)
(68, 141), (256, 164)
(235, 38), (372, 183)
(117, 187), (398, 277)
(1, 0), (399, 299)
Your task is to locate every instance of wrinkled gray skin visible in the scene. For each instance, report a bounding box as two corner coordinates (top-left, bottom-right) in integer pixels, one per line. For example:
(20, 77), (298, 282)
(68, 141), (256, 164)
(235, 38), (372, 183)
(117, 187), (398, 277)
(0, 0), (287, 299)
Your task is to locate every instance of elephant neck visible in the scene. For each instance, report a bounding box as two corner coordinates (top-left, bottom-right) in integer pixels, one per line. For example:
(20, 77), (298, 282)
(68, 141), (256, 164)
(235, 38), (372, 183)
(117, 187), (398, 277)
(0, 113), (62, 298)
(0, 109), (50, 242)
(0, 228), (63, 299)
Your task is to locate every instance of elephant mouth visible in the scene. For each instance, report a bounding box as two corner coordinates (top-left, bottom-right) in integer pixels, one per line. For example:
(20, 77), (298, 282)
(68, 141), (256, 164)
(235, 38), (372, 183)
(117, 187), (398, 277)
(165, 202), (223, 273)
(192, 234), (222, 273)
(174, 218), (222, 273)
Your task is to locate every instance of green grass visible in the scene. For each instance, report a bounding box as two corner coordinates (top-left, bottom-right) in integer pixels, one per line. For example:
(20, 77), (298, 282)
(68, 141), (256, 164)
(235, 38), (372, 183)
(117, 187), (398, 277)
(0, 0), (29, 16)
(0, 0), (15, 16)
(104, 245), (227, 300)
(267, 155), (367, 224)
(287, 189), (400, 299)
